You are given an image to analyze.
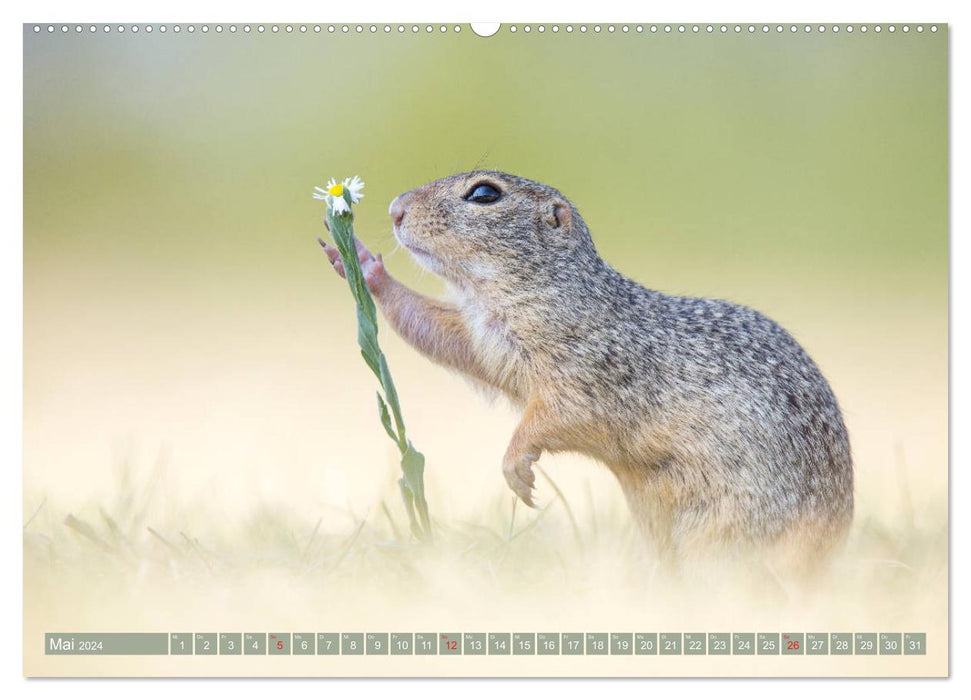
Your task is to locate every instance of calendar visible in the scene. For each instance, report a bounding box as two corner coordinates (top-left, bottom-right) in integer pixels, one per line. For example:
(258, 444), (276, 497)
(22, 19), (949, 678)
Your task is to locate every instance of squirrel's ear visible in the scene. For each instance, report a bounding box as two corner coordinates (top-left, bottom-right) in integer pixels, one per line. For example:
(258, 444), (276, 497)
(545, 201), (572, 230)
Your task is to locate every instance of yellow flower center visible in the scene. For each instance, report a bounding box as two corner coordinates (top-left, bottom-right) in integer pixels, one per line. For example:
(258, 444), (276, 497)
(328, 183), (344, 197)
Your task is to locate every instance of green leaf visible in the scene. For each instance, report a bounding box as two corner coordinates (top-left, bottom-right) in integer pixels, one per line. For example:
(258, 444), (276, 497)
(357, 314), (383, 379)
(376, 392), (398, 444)
(398, 477), (421, 538)
(378, 354), (407, 445)
(400, 444), (425, 499)
(401, 443), (431, 537)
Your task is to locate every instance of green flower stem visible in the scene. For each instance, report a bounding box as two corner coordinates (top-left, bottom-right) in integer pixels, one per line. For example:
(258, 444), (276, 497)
(326, 196), (432, 542)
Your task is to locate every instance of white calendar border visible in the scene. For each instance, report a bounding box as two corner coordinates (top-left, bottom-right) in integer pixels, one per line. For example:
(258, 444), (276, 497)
(2, 0), (965, 697)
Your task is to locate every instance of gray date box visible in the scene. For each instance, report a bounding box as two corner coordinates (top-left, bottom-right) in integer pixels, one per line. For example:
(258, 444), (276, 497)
(635, 633), (658, 655)
(391, 633), (413, 655)
(806, 633), (828, 655)
(219, 633), (241, 655)
(880, 633), (902, 655)
(513, 633), (536, 655)
(537, 633), (560, 655)
(194, 633), (216, 655)
(733, 633), (755, 655)
(758, 633), (780, 655)
(293, 633), (315, 655)
(611, 633), (633, 655)
(439, 633), (461, 655)
(831, 633), (853, 655)
(268, 633), (290, 655)
(781, 633), (804, 655)
(415, 633), (438, 655)
(244, 633), (266, 655)
(170, 633), (192, 655)
(562, 633), (584, 655)
(463, 632), (486, 655)
(904, 633), (926, 655)
(855, 632), (877, 655)
(366, 633), (389, 655)
(489, 633), (511, 655)
(317, 633), (339, 655)
(341, 633), (364, 655)
(660, 632), (682, 655)
(586, 633), (609, 655)
(708, 633), (731, 655)
(684, 633), (706, 655)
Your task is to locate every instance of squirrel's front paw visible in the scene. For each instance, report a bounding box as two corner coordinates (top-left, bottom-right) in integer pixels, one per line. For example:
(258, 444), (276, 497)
(360, 253), (389, 296)
(503, 450), (539, 508)
(318, 237), (390, 296)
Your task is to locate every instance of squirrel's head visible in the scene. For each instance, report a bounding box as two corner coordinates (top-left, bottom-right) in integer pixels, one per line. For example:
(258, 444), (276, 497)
(389, 171), (598, 288)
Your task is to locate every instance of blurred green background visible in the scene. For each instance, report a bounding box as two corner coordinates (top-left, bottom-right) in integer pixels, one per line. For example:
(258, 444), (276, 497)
(23, 25), (947, 523)
(25, 26), (947, 297)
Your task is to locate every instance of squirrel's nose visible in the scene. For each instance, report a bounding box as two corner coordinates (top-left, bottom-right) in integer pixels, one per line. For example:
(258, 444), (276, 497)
(389, 197), (405, 227)
(389, 194), (409, 227)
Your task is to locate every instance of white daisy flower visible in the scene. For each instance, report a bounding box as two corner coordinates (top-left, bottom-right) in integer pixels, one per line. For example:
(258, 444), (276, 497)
(312, 175), (365, 215)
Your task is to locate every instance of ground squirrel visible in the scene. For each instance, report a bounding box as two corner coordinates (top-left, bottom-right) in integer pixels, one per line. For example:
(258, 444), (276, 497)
(320, 171), (854, 566)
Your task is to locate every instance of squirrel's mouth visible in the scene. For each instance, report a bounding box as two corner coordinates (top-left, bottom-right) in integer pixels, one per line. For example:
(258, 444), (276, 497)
(394, 228), (439, 266)
(404, 244), (441, 273)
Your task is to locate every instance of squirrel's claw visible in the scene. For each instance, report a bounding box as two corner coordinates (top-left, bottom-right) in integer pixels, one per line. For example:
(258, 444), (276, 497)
(318, 239), (346, 279)
(319, 238), (338, 261)
(503, 451), (539, 508)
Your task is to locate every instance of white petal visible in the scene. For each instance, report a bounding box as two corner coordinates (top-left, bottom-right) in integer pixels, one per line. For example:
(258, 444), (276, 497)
(343, 175), (366, 203)
(330, 197), (350, 214)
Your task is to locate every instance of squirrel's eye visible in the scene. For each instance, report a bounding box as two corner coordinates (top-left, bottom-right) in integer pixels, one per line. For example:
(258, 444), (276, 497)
(466, 183), (501, 204)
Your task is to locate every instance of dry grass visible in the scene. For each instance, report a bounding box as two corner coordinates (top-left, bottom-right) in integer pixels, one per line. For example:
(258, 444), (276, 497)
(24, 455), (947, 633)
